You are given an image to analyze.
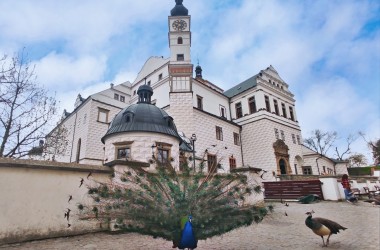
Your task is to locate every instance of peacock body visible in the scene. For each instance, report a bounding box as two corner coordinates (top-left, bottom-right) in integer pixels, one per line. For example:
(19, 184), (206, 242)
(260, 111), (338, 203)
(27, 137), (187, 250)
(305, 211), (347, 247)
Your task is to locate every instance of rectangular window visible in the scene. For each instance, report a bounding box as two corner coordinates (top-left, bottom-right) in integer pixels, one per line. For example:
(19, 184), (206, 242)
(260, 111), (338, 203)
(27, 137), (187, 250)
(282, 103), (287, 118)
(114, 93), (119, 100)
(133, 90), (136, 96)
(233, 132), (240, 146)
(157, 148), (169, 164)
(296, 135), (301, 145)
(158, 73), (163, 80)
(274, 128), (279, 139)
(235, 102), (242, 118)
(302, 166), (312, 175)
(274, 99), (279, 115)
(265, 95), (271, 112)
(197, 95), (203, 110)
(120, 96), (125, 102)
(147, 81), (151, 86)
(207, 154), (217, 173)
(216, 126), (223, 141)
(177, 54), (184, 61)
(292, 134), (296, 144)
(117, 147), (131, 159)
(248, 96), (257, 114)
(280, 130), (285, 141)
(98, 108), (109, 123)
(220, 105), (226, 118)
(289, 106), (295, 121)
(229, 157), (237, 170)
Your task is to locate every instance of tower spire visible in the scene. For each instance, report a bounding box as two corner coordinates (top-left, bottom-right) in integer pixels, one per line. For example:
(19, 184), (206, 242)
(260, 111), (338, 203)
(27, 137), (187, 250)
(171, 0), (188, 16)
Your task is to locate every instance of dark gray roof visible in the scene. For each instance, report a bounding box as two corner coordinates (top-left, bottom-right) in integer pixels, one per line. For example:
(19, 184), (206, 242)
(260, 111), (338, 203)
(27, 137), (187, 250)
(101, 103), (180, 143)
(223, 75), (258, 98)
(171, 0), (188, 16)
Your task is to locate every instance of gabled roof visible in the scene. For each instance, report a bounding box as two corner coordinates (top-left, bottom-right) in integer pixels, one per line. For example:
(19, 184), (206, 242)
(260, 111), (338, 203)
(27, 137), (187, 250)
(223, 74), (258, 98)
(133, 56), (169, 85)
(302, 145), (349, 163)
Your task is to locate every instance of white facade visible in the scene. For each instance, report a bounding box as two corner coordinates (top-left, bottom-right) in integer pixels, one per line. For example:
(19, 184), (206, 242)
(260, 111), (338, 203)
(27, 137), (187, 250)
(46, 1), (348, 178)
(49, 82), (131, 165)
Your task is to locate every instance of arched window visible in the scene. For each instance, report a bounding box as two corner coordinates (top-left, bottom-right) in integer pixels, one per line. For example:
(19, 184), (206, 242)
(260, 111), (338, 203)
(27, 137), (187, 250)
(76, 138), (81, 163)
(177, 37), (183, 44)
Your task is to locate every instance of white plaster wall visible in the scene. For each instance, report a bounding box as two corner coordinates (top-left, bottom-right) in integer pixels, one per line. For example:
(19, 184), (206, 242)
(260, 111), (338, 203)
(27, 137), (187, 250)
(84, 100), (123, 164)
(193, 81), (230, 119)
(319, 177), (343, 200)
(104, 132), (180, 171)
(193, 110), (242, 173)
(167, 92), (194, 139)
(241, 117), (303, 179)
(0, 166), (110, 244)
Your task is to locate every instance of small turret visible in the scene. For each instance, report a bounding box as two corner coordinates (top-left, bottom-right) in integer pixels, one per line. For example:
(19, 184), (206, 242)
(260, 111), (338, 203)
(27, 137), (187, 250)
(195, 64), (202, 79)
(171, 0), (188, 16)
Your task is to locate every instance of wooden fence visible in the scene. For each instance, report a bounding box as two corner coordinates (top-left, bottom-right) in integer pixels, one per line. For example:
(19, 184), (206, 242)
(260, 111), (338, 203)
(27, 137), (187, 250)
(263, 180), (324, 200)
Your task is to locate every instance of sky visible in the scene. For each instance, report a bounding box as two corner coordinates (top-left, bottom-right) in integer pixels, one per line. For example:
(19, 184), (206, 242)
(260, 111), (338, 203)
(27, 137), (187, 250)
(0, 0), (379, 163)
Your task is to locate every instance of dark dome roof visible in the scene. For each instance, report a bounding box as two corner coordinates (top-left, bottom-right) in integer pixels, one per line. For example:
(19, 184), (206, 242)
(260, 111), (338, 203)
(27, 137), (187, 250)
(171, 0), (188, 16)
(101, 103), (180, 143)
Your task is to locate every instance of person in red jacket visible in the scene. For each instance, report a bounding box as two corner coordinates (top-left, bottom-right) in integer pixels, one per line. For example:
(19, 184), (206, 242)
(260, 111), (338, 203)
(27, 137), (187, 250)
(341, 174), (357, 203)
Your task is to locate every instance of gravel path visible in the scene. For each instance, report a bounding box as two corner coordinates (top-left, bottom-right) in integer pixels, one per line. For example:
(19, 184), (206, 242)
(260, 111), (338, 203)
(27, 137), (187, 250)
(2, 201), (379, 250)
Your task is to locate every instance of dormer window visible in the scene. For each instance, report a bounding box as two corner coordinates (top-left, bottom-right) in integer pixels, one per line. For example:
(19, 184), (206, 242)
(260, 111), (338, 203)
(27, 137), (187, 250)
(114, 93), (119, 100)
(177, 37), (183, 44)
(123, 111), (133, 123)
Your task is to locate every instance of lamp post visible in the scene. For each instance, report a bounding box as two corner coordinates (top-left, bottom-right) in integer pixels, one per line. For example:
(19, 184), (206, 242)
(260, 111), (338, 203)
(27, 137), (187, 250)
(190, 134), (197, 172)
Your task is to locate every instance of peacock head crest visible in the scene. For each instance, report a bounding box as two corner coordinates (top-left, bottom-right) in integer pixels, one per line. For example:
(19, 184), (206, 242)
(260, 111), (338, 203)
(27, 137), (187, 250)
(305, 210), (315, 216)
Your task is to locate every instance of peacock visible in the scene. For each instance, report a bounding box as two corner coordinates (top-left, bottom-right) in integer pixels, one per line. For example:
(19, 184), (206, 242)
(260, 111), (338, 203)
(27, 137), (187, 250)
(298, 194), (320, 204)
(305, 210), (347, 247)
(78, 160), (272, 245)
(177, 215), (197, 249)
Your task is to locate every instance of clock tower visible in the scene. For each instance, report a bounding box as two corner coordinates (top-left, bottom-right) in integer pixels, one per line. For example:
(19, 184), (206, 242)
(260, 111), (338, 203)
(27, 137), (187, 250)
(168, 0), (194, 140)
(168, 0), (193, 92)
(169, 0), (191, 64)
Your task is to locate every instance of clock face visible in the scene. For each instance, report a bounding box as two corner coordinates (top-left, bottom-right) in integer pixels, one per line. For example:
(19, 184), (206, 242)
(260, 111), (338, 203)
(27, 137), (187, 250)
(172, 19), (187, 31)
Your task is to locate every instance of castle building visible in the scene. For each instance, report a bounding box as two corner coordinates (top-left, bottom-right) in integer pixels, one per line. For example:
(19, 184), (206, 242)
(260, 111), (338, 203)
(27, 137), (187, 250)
(47, 0), (348, 178)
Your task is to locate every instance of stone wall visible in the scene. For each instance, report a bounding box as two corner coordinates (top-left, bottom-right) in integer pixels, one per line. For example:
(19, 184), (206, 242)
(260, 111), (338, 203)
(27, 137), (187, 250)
(0, 158), (112, 245)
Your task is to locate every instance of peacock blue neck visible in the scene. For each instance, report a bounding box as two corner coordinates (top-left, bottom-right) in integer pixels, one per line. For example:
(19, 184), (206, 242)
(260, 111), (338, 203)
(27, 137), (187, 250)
(305, 215), (314, 229)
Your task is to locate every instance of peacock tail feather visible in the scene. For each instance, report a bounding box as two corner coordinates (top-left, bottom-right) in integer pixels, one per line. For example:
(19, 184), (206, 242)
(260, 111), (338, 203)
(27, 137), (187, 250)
(78, 162), (272, 241)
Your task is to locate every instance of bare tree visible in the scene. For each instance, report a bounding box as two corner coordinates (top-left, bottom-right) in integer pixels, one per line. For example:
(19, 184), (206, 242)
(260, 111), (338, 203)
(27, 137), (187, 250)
(303, 129), (337, 156)
(334, 134), (356, 160)
(348, 153), (368, 168)
(0, 52), (57, 158)
(359, 132), (380, 165)
(43, 124), (69, 161)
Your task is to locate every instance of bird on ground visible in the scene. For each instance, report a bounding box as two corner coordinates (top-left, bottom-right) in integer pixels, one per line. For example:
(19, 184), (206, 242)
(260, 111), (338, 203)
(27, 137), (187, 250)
(363, 196), (380, 206)
(211, 144), (216, 147)
(67, 223), (71, 228)
(87, 172), (92, 179)
(305, 210), (347, 247)
(285, 212), (288, 216)
(298, 194), (320, 204)
(68, 195), (73, 203)
(285, 202), (289, 207)
(79, 178), (84, 188)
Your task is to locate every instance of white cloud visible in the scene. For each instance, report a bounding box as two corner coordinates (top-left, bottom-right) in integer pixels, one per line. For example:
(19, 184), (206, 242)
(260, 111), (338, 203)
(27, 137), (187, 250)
(34, 52), (107, 89)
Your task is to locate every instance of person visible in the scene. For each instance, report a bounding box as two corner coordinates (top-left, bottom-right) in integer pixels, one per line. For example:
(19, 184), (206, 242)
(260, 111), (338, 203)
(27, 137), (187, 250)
(341, 174), (357, 203)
